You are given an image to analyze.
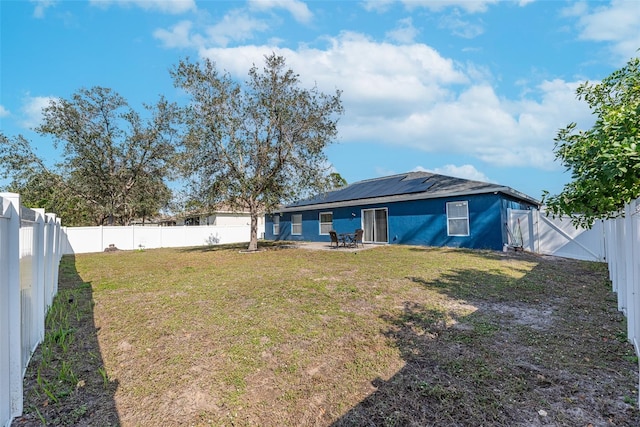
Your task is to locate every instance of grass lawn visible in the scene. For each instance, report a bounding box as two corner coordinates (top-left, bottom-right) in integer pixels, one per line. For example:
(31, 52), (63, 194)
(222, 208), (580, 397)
(15, 243), (640, 426)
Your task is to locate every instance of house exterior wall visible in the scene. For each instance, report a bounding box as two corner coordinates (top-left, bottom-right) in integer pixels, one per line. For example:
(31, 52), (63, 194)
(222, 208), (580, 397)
(265, 194), (536, 251)
(176, 213), (265, 231)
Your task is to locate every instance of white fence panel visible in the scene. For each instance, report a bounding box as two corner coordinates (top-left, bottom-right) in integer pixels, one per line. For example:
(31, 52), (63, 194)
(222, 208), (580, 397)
(536, 211), (606, 262)
(0, 193), (62, 427)
(602, 197), (640, 405)
(19, 207), (44, 377)
(132, 226), (162, 250)
(62, 224), (257, 254)
(508, 208), (605, 262)
(60, 226), (103, 254)
(0, 196), (16, 427)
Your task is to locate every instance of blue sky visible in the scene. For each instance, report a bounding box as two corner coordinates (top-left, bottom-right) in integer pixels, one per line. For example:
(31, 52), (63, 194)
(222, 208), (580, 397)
(1, 0), (639, 201)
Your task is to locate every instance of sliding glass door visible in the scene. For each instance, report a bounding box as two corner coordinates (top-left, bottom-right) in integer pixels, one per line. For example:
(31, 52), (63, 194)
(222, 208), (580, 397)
(362, 208), (388, 243)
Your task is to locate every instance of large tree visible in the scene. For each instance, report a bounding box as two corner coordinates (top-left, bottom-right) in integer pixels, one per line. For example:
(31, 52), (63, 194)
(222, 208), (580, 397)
(1, 87), (180, 225)
(544, 56), (640, 228)
(171, 54), (343, 250)
(0, 133), (94, 225)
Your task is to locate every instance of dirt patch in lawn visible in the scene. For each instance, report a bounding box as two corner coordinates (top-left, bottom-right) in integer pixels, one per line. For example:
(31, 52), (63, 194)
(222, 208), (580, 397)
(12, 245), (640, 426)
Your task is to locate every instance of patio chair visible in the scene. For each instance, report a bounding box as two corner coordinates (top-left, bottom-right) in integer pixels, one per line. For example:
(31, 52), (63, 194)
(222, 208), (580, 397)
(349, 228), (364, 248)
(329, 230), (340, 248)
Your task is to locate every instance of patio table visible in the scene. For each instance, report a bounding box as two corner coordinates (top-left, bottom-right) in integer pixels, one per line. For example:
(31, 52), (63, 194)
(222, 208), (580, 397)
(338, 232), (355, 247)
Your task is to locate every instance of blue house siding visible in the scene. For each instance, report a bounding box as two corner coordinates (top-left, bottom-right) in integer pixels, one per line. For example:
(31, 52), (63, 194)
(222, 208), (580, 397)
(265, 193), (536, 251)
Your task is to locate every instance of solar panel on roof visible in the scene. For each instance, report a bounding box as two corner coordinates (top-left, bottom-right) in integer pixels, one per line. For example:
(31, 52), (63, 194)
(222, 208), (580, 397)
(290, 174), (435, 207)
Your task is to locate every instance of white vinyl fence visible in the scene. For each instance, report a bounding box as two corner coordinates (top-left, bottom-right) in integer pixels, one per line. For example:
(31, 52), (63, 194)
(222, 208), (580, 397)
(605, 198), (640, 364)
(1, 193), (62, 427)
(61, 224), (258, 254)
(508, 208), (606, 261)
(510, 203), (640, 402)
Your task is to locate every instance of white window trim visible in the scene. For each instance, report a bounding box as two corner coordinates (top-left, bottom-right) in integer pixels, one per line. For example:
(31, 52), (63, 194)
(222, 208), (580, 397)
(291, 214), (302, 236)
(272, 215), (280, 235)
(319, 211), (333, 235)
(446, 201), (470, 237)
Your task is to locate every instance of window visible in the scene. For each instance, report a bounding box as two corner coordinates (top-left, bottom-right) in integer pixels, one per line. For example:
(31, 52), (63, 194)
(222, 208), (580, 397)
(319, 212), (333, 235)
(272, 215), (280, 235)
(184, 216), (200, 226)
(446, 201), (469, 236)
(292, 214), (302, 235)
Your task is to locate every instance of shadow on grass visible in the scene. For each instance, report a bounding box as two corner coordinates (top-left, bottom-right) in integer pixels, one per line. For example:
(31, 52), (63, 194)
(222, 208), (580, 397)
(332, 253), (639, 426)
(12, 255), (120, 427)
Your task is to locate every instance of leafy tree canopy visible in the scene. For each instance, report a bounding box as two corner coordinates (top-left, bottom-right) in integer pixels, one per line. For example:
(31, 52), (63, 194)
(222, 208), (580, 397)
(171, 53), (343, 250)
(543, 56), (640, 228)
(1, 87), (179, 226)
(327, 172), (348, 189)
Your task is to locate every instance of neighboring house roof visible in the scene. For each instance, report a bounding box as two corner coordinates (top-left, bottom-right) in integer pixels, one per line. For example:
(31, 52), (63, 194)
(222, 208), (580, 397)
(278, 172), (539, 212)
(178, 205), (263, 218)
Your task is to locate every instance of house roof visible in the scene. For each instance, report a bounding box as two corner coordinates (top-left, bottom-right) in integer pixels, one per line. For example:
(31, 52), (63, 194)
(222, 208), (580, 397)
(278, 172), (539, 212)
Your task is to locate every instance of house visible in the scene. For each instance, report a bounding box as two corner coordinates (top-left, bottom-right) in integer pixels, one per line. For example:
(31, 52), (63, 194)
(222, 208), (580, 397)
(176, 208), (265, 229)
(171, 207), (266, 238)
(264, 172), (539, 251)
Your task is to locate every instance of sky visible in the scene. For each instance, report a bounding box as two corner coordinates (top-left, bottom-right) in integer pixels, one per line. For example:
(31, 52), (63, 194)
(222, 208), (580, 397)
(1, 0), (639, 201)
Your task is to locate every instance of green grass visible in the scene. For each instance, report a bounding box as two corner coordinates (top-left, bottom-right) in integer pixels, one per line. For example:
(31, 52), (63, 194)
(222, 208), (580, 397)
(22, 243), (640, 426)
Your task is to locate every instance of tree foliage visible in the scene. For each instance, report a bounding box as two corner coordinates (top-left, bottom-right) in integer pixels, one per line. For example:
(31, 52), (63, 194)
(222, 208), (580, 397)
(0, 133), (93, 225)
(1, 87), (180, 225)
(327, 172), (348, 189)
(543, 56), (640, 228)
(171, 53), (343, 250)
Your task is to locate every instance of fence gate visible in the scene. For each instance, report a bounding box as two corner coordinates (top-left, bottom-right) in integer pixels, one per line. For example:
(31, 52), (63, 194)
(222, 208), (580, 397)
(506, 209), (535, 252)
(508, 208), (606, 262)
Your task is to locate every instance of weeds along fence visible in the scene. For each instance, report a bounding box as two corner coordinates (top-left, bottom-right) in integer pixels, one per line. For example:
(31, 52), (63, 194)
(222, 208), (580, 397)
(0, 193), (62, 427)
(61, 223), (257, 254)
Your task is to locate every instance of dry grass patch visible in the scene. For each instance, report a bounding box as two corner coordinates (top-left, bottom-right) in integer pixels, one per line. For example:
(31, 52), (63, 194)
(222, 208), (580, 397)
(14, 244), (639, 426)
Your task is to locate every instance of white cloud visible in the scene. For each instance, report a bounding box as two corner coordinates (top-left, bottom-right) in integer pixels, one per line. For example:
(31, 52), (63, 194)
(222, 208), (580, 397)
(20, 95), (56, 129)
(413, 164), (492, 182)
(30, 0), (56, 18)
(154, 10), (269, 49)
(399, 0), (498, 14)
(90, 0), (196, 14)
(178, 32), (593, 172)
(200, 32), (467, 112)
(361, 0), (395, 13)
(154, 20), (195, 48)
(204, 10), (269, 47)
(570, 0), (640, 62)
(0, 105), (9, 118)
(362, 0), (499, 14)
(561, 1), (588, 18)
(438, 12), (484, 39)
(248, 0), (313, 24)
(386, 17), (419, 44)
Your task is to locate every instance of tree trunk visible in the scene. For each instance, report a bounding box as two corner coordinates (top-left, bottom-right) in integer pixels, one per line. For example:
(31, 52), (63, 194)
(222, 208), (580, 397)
(247, 209), (259, 251)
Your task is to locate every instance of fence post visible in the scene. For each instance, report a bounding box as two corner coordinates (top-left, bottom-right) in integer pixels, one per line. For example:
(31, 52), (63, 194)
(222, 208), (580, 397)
(43, 214), (54, 310)
(0, 196), (10, 425)
(624, 203), (636, 342)
(33, 209), (46, 349)
(0, 193), (23, 419)
(51, 215), (61, 297)
(615, 216), (627, 313)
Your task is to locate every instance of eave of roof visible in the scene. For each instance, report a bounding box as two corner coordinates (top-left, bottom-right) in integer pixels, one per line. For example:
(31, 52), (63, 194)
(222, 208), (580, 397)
(275, 172), (540, 213)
